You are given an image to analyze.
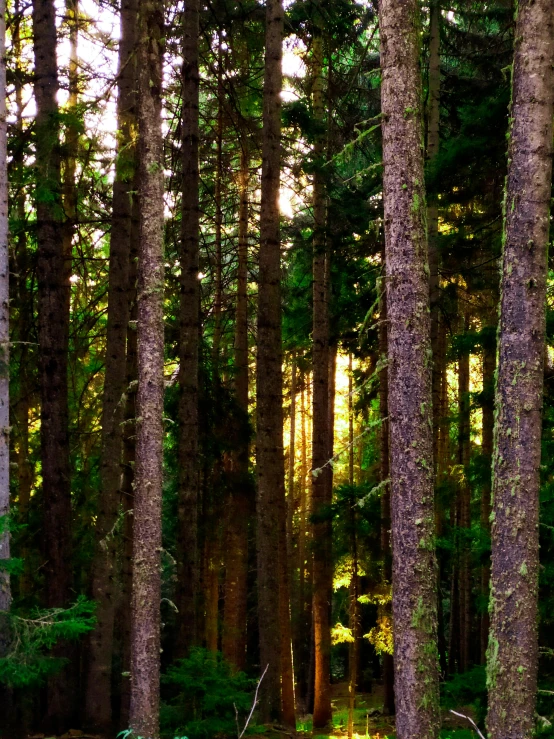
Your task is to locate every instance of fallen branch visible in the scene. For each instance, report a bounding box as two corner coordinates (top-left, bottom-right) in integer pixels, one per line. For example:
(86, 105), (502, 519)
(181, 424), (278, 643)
(449, 710), (486, 739)
(235, 663), (269, 739)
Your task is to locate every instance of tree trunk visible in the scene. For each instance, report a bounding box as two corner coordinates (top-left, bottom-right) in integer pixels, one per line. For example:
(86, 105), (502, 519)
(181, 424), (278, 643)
(487, 3), (554, 737)
(12, 3), (34, 600)
(222, 144), (250, 671)
(32, 0), (71, 611)
(0, 0), (10, 619)
(212, 32), (224, 368)
(32, 0), (73, 730)
(311, 26), (332, 730)
(379, 1), (440, 736)
(287, 352), (297, 564)
(128, 0), (164, 734)
(480, 323), (495, 665)
(175, 0), (200, 658)
(279, 466), (296, 728)
(457, 313), (471, 673)
(378, 267), (395, 716)
(256, 0), (287, 722)
(427, 0), (441, 467)
(85, 0), (138, 729)
(118, 252), (138, 729)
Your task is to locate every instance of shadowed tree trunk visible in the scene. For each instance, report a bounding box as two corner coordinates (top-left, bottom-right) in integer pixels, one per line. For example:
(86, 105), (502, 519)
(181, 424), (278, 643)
(457, 311), (471, 673)
(0, 0), (10, 620)
(347, 357), (359, 739)
(487, 3), (554, 737)
(176, 0), (201, 658)
(379, 1), (440, 736)
(32, 0), (70, 614)
(222, 144), (250, 671)
(32, 0), (73, 730)
(128, 0), (164, 735)
(85, 0), (138, 729)
(311, 25), (333, 730)
(480, 313), (496, 665)
(255, 0), (289, 722)
(118, 242), (138, 728)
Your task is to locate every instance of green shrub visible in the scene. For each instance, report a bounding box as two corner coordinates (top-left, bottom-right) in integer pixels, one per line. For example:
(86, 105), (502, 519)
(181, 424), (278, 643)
(161, 648), (256, 739)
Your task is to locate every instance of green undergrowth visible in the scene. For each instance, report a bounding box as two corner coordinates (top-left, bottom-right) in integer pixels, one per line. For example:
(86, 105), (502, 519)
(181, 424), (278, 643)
(161, 648), (259, 739)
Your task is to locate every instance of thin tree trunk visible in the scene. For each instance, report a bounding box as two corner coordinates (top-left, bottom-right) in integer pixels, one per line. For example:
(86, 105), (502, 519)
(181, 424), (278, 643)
(12, 3), (33, 600)
(212, 32), (224, 368)
(348, 353), (354, 487)
(487, 3), (554, 737)
(0, 0), (10, 619)
(128, 0), (164, 734)
(379, 2), (440, 736)
(175, 0), (200, 658)
(279, 466), (296, 729)
(222, 144), (250, 671)
(287, 352), (297, 562)
(256, 0), (287, 722)
(347, 426), (359, 739)
(480, 325), (495, 665)
(311, 26), (332, 730)
(295, 369), (309, 704)
(85, 0), (138, 728)
(118, 253), (138, 729)
(457, 313), (471, 673)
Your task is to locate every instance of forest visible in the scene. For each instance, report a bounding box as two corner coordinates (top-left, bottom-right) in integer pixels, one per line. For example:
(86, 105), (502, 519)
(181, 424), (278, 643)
(0, 0), (553, 737)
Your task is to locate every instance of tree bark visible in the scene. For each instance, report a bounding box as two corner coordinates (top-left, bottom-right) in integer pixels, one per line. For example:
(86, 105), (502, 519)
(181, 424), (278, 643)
(379, 1), (440, 736)
(222, 144), (250, 671)
(480, 321), (495, 665)
(118, 252), (138, 729)
(486, 3), (554, 737)
(379, 267), (394, 716)
(255, 0), (288, 722)
(427, 0), (441, 468)
(32, 0), (74, 730)
(175, 0), (201, 658)
(311, 26), (332, 730)
(128, 0), (164, 735)
(85, 0), (138, 729)
(12, 3), (34, 600)
(32, 0), (71, 611)
(0, 0), (10, 619)
(457, 313), (471, 673)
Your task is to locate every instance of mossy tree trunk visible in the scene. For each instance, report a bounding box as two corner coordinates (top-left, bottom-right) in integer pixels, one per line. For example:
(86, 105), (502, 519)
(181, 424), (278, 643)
(379, 1), (440, 736)
(486, 3), (554, 737)
(128, 0), (164, 735)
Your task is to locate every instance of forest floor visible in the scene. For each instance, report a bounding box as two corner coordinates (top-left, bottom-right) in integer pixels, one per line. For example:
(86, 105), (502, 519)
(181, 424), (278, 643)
(250, 682), (477, 739)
